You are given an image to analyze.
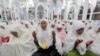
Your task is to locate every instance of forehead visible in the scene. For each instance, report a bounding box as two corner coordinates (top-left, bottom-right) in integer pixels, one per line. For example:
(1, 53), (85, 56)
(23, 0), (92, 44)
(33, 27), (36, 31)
(77, 28), (84, 30)
(41, 20), (47, 23)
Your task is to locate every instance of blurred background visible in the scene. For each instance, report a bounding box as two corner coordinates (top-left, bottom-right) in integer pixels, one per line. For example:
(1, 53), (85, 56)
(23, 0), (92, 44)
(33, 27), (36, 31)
(0, 0), (100, 21)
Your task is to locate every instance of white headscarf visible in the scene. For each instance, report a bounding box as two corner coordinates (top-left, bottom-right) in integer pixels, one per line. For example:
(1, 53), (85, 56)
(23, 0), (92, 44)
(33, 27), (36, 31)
(36, 19), (53, 49)
(6, 22), (37, 56)
(85, 25), (100, 55)
(55, 24), (67, 55)
(72, 20), (85, 34)
(64, 20), (86, 55)
(55, 24), (67, 42)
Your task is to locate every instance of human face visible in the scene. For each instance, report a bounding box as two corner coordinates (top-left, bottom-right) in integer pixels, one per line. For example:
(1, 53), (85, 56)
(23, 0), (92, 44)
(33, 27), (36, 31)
(11, 31), (18, 37)
(41, 20), (47, 30)
(57, 27), (62, 32)
(76, 28), (84, 35)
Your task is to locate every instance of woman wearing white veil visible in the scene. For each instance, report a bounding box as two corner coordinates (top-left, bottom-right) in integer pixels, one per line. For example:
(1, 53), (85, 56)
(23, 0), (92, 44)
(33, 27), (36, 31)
(55, 24), (67, 55)
(64, 20), (87, 56)
(32, 19), (61, 56)
(1, 22), (37, 56)
(1, 22), (21, 56)
(0, 22), (11, 56)
(84, 25), (100, 56)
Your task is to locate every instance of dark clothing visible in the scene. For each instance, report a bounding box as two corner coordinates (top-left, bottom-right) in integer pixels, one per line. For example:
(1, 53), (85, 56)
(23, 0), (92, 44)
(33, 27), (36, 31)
(32, 31), (61, 56)
(32, 45), (61, 56)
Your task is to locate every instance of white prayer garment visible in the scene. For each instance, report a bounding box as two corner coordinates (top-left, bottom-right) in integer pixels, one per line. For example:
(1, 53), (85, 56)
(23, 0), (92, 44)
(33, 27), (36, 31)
(85, 25), (100, 55)
(1, 22), (37, 56)
(55, 24), (67, 55)
(64, 20), (87, 55)
(36, 19), (53, 49)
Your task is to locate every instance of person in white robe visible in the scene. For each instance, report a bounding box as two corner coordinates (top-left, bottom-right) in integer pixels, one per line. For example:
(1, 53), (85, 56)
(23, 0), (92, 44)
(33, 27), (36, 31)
(84, 24), (100, 56)
(1, 22), (37, 56)
(55, 24), (67, 55)
(32, 19), (61, 56)
(64, 20), (87, 56)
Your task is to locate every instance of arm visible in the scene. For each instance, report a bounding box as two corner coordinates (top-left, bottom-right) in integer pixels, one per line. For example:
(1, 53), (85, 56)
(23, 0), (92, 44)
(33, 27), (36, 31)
(32, 31), (39, 47)
(52, 31), (56, 45)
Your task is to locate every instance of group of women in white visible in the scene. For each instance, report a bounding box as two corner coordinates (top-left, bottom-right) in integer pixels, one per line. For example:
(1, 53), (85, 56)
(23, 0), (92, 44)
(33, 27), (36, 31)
(0, 19), (100, 56)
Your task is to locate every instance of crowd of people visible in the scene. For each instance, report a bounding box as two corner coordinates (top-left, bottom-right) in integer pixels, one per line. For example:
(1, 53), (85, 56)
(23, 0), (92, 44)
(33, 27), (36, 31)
(0, 19), (100, 56)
